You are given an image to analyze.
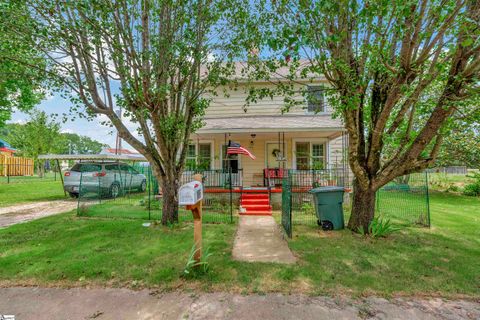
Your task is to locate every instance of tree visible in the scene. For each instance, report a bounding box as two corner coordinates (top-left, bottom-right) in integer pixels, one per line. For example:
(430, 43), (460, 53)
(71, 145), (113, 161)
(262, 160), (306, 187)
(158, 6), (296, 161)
(435, 123), (480, 168)
(11, 0), (243, 224)
(0, 0), (45, 126)
(55, 133), (108, 155)
(247, 0), (480, 231)
(6, 110), (61, 175)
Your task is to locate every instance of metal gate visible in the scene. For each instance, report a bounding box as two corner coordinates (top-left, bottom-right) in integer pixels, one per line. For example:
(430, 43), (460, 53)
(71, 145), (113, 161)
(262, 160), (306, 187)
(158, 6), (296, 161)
(281, 175), (292, 238)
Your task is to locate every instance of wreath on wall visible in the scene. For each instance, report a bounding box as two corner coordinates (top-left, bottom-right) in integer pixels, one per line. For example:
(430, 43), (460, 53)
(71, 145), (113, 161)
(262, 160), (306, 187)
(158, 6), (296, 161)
(272, 148), (286, 161)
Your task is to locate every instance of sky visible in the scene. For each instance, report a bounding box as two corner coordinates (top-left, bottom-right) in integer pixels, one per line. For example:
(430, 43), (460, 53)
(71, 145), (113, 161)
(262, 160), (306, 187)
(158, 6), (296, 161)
(10, 94), (122, 149)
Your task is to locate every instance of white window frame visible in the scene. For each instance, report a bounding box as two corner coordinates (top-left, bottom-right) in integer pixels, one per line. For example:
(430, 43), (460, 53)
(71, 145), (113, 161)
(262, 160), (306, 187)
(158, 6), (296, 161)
(292, 138), (329, 170)
(185, 140), (214, 170)
(305, 85), (328, 115)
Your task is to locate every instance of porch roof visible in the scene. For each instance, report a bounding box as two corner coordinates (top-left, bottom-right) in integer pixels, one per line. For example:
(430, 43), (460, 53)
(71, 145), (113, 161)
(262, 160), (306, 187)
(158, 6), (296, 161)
(197, 115), (345, 134)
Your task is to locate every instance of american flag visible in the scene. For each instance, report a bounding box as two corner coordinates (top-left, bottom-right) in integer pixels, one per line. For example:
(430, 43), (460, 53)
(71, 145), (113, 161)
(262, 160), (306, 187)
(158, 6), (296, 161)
(226, 141), (256, 160)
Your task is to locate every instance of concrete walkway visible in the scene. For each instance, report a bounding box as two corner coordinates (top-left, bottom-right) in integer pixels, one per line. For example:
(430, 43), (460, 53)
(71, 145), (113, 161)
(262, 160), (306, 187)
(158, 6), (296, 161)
(1, 287), (479, 320)
(232, 215), (296, 264)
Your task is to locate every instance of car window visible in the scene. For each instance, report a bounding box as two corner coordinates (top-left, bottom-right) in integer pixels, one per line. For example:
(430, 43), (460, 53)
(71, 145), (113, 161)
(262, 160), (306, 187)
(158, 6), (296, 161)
(71, 163), (102, 172)
(105, 164), (121, 172)
(128, 166), (139, 174)
(120, 164), (130, 172)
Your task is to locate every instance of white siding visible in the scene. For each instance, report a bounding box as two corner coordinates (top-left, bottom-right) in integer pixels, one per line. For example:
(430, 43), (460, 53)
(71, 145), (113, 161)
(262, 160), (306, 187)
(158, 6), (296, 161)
(205, 81), (331, 118)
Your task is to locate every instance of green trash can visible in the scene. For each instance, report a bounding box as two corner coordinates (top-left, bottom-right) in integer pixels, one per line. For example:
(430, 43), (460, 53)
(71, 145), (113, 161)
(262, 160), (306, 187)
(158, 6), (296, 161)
(309, 186), (345, 231)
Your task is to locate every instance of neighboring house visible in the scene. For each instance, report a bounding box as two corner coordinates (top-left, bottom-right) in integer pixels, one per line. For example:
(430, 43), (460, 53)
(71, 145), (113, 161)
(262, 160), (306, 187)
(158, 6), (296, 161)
(0, 139), (34, 176)
(0, 138), (16, 156)
(188, 62), (349, 188)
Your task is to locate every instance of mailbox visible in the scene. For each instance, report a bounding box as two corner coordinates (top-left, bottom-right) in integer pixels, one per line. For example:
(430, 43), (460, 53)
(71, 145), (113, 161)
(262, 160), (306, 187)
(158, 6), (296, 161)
(179, 181), (203, 205)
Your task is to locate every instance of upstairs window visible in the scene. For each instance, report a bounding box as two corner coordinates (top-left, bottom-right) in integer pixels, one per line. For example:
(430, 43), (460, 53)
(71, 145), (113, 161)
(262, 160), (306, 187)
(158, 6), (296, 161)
(307, 86), (325, 113)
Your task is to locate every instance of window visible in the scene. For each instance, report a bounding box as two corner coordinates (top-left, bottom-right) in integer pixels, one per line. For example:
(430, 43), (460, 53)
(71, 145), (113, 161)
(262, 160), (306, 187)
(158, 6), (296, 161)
(186, 144), (197, 170)
(71, 163), (102, 172)
(296, 142), (310, 170)
(295, 142), (326, 170)
(307, 86), (325, 113)
(185, 142), (212, 170)
(198, 143), (212, 170)
(312, 144), (325, 169)
(105, 164), (121, 172)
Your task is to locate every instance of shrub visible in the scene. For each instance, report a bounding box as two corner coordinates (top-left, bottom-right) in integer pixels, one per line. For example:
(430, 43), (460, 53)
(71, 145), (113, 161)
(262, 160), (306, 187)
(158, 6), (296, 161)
(463, 173), (480, 197)
(358, 216), (400, 238)
(463, 182), (480, 196)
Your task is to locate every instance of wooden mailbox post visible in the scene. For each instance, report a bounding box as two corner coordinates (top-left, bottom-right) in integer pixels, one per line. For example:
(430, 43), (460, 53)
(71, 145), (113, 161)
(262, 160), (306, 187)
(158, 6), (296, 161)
(180, 174), (203, 264)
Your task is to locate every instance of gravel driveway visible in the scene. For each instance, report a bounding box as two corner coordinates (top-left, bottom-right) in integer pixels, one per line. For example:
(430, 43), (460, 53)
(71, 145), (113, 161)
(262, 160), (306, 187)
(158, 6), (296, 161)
(0, 200), (77, 228)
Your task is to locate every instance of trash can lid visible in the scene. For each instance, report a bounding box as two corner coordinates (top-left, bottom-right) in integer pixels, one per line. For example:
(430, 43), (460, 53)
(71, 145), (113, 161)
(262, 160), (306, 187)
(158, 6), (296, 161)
(309, 186), (345, 193)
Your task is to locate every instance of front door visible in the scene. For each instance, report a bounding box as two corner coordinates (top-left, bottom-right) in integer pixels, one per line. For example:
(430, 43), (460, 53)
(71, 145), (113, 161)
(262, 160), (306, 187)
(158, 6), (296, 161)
(266, 142), (282, 168)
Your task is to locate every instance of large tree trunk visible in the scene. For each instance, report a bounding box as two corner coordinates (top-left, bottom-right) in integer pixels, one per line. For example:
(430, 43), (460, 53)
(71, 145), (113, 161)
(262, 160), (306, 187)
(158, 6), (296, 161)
(347, 179), (377, 232)
(160, 173), (180, 225)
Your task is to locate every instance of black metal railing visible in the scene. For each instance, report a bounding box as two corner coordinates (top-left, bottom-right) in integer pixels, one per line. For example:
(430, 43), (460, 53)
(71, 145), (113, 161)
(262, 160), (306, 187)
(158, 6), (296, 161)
(181, 169), (243, 188)
(288, 168), (348, 188)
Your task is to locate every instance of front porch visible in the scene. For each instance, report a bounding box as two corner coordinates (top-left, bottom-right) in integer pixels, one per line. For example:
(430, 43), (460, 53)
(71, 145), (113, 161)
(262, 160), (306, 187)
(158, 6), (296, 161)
(187, 126), (349, 188)
(181, 168), (349, 192)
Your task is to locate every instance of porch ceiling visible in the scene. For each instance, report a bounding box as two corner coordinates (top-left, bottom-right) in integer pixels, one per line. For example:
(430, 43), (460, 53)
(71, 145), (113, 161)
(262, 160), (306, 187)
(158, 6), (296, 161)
(197, 115), (345, 134)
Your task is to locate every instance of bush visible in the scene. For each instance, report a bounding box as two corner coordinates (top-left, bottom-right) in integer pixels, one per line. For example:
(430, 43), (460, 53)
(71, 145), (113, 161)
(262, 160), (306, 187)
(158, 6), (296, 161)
(463, 173), (480, 197)
(463, 182), (480, 196)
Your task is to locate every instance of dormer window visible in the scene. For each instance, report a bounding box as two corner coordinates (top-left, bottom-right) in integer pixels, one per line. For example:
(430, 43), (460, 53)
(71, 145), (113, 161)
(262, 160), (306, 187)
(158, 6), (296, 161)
(307, 86), (325, 113)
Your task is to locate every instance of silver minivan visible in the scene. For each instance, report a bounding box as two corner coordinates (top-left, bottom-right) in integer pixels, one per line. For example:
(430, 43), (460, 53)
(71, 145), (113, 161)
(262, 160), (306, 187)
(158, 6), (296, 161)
(64, 162), (147, 198)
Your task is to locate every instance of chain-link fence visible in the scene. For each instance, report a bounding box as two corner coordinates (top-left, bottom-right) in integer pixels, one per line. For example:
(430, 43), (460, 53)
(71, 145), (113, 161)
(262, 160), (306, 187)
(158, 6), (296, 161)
(281, 169), (348, 236)
(281, 170), (430, 237)
(75, 163), (240, 223)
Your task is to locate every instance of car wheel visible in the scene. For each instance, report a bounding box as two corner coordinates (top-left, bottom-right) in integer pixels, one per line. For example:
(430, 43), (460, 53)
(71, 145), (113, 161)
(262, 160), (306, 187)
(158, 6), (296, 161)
(139, 180), (147, 192)
(110, 183), (120, 198)
(69, 192), (79, 198)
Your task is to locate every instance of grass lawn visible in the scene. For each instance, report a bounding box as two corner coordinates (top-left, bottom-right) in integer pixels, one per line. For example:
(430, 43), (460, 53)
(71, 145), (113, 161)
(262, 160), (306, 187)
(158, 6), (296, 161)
(0, 174), (66, 207)
(79, 193), (235, 223)
(0, 192), (478, 298)
(428, 172), (476, 192)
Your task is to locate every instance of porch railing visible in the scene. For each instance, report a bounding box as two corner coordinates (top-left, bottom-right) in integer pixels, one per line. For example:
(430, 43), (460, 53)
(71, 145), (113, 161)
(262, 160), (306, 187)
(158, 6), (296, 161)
(265, 168), (348, 188)
(181, 169), (243, 188)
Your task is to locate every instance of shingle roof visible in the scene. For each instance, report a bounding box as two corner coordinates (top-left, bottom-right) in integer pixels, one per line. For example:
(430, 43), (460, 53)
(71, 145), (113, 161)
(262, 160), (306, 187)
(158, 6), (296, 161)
(197, 115), (344, 133)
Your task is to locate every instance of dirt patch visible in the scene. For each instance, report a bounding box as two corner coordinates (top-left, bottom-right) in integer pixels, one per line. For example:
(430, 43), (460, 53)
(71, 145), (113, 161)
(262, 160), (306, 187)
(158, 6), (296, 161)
(0, 200), (77, 228)
(0, 287), (479, 320)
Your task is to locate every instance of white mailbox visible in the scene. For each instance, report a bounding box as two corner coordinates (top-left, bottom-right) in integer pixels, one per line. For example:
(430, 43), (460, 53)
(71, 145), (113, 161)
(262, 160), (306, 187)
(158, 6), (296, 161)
(178, 181), (203, 205)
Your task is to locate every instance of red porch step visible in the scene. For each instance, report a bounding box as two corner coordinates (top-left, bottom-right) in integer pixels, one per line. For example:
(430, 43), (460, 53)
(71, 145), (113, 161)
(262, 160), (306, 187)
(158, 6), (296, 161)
(239, 192), (272, 216)
(241, 193), (269, 199)
(241, 199), (270, 206)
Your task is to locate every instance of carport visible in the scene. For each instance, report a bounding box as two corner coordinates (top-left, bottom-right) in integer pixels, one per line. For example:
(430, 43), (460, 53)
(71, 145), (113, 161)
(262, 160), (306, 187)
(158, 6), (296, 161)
(38, 154), (147, 196)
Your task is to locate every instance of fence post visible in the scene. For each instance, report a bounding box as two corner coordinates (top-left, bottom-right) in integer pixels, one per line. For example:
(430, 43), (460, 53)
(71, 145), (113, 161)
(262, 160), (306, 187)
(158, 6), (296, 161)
(148, 167), (151, 220)
(425, 171), (431, 227)
(229, 167), (233, 223)
(289, 173), (293, 238)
